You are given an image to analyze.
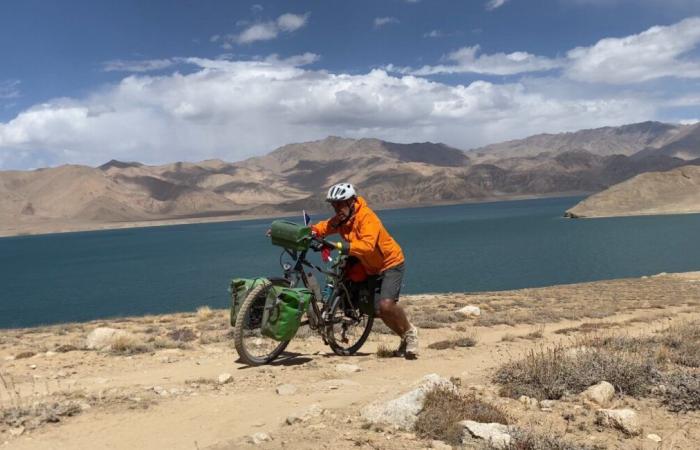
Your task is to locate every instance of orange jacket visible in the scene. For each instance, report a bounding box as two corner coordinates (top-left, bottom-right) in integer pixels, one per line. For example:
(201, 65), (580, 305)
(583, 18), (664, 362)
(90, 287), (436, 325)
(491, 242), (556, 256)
(312, 196), (404, 275)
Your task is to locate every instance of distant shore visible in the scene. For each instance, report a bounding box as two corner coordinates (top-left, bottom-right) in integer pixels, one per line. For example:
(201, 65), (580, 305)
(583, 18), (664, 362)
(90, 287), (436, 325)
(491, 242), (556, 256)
(0, 192), (587, 239)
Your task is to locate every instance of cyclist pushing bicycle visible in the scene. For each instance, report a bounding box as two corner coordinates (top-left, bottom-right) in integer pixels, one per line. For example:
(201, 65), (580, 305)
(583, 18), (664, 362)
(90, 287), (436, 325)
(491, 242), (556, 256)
(312, 183), (419, 359)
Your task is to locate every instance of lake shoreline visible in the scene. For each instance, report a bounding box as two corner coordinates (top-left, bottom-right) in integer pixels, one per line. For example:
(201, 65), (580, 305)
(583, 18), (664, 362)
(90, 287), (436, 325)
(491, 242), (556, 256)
(0, 191), (588, 239)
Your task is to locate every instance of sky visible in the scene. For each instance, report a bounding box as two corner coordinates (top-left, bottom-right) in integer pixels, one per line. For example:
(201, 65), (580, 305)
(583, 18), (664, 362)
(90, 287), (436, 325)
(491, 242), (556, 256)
(1, 0), (700, 169)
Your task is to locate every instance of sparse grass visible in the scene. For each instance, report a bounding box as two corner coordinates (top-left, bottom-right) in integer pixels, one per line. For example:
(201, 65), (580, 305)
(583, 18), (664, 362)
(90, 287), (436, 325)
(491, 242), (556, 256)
(494, 345), (659, 400)
(376, 343), (396, 358)
(428, 334), (478, 350)
(555, 322), (619, 335)
(196, 306), (215, 321)
(185, 377), (219, 386)
(54, 344), (78, 353)
(661, 371), (700, 412)
(167, 328), (197, 343)
(152, 337), (189, 350)
(14, 351), (35, 359)
(198, 332), (227, 345)
(501, 333), (517, 342)
(412, 309), (463, 330)
(414, 386), (509, 445)
(109, 334), (152, 355)
(498, 429), (598, 450)
(1, 400), (82, 430)
(523, 325), (545, 340)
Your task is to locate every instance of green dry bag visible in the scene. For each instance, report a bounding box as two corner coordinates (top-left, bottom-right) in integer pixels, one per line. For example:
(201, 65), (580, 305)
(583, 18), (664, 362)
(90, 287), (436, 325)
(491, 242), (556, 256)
(229, 278), (267, 326)
(261, 287), (312, 341)
(269, 220), (312, 251)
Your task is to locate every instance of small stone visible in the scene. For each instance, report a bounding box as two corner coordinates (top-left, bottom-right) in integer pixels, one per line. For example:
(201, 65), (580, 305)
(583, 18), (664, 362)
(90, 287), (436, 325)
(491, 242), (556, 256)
(286, 415), (302, 425)
(218, 373), (233, 384)
(276, 384), (297, 396)
(582, 381), (615, 406)
(647, 434), (662, 443)
(8, 427), (25, 437)
(456, 305), (481, 318)
(595, 409), (641, 436)
(45, 351), (57, 357)
(248, 432), (272, 445)
(430, 440), (452, 449)
(29, 364), (37, 370)
(335, 364), (361, 374)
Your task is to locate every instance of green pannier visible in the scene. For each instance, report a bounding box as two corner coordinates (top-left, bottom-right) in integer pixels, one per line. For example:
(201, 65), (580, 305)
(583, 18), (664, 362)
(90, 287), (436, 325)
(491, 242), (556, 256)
(261, 286), (312, 341)
(229, 278), (268, 326)
(269, 220), (312, 251)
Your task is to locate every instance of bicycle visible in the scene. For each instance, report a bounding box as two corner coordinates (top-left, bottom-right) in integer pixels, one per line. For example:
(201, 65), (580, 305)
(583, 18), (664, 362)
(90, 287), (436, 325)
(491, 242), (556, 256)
(232, 229), (375, 366)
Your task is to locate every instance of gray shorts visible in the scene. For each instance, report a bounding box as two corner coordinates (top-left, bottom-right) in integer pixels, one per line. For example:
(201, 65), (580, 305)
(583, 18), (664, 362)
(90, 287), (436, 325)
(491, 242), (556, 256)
(374, 263), (405, 310)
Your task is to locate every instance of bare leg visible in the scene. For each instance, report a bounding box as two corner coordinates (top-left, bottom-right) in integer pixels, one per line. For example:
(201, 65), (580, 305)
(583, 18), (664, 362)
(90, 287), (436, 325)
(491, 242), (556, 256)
(377, 299), (411, 337)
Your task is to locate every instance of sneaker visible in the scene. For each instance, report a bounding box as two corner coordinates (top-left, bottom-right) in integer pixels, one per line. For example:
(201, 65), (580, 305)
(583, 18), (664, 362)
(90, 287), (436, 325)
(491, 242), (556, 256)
(403, 326), (418, 360)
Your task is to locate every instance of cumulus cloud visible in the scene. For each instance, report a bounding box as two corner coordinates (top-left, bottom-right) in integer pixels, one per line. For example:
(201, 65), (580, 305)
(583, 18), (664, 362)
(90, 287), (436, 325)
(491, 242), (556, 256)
(486, 0), (509, 11)
(374, 17), (400, 29)
(102, 59), (177, 73)
(0, 54), (657, 169)
(390, 45), (563, 76)
(219, 12), (309, 46)
(566, 17), (700, 83)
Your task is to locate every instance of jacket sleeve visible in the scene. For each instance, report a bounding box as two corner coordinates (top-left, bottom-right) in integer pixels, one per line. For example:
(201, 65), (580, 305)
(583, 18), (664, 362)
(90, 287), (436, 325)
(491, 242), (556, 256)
(311, 218), (338, 238)
(348, 213), (380, 257)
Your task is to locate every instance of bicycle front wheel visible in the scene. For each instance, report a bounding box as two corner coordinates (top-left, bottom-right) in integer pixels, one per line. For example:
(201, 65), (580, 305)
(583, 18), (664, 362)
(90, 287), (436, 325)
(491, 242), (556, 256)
(233, 280), (290, 365)
(326, 289), (374, 356)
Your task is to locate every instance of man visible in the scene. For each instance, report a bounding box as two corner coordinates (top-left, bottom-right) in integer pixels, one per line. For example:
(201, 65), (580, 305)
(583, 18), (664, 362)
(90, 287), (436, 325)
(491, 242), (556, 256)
(311, 182), (418, 359)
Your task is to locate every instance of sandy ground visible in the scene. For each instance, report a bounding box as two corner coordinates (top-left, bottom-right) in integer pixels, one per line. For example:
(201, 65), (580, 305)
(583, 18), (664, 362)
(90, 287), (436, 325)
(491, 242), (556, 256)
(1, 272), (699, 449)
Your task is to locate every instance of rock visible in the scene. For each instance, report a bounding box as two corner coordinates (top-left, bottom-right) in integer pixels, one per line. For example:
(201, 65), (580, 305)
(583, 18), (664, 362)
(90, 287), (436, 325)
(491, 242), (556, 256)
(286, 403), (323, 425)
(595, 409), (641, 436)
(29, 364), (37, 370)
(85, 327), (131, 351)
(218, 373), (233, 384)
(8, 426), (25, 437)
(276, 384), (298, 396)
(3, 356), (15, 361)
(248, 432), (272, 445)
(540, 400), (556, 409)
(361, 374), (456, 430)
(460, 421), (512, 449)
(518, 395), (539, 409)
(45, 351), (57, 357)
(335, 364), (361, 373)
(647, 434), (662, 442)
(430, 440), (452, 449)
(456, 305), (481, 318)
(582, 381), (615, 406)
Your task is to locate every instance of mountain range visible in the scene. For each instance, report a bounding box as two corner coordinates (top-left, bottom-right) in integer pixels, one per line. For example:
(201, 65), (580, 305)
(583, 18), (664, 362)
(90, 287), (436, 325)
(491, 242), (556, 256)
(1, 121), (699, 236)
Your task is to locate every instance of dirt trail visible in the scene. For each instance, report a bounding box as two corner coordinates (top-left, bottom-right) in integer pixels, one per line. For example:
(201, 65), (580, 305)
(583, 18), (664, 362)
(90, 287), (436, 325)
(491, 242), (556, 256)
(1, 273), (699, 449)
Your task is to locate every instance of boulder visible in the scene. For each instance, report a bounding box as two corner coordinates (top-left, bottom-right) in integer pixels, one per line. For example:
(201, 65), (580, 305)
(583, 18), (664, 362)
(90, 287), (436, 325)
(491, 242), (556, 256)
(85, 327), (131, 351)
(582, 381), (615, 406)
(361, 374), (456, 430)
(460, 421), (512, 449)
(456, 306), (481, 318)
(595, 409), (641, 436)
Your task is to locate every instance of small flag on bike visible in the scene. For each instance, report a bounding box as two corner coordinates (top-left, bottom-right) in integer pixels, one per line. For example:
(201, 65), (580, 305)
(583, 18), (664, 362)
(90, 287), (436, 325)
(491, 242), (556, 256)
(303, 210), (311, 226)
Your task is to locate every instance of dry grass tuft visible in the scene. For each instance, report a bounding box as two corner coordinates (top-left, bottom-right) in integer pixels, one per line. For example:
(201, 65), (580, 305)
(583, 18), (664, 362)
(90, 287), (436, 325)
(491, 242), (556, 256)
(14, 351), (35, 359)
(196, 306), (215, 321)
(375, 343), (396, 358)
(414, 386), (508, 445)
(167, 328), (197, 343)
(498, 428), (597, 450)
(109, 334), (152, 355)
(501, 333), (517, 342)
(428, 334), (478, 350)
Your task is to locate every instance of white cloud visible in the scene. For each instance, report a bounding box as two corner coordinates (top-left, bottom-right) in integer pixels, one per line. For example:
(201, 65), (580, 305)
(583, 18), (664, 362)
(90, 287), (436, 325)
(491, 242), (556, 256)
(566, 17), (700, 84)
(485, 0), (509, 11)
(0, 80), (20, 99)
(250, 4), (263, 13)
(374, 17), (399, 29)
(221, 13), (309, 46)
(0, 55), (655, 169)
(680, 118), (699, 125)
(391, 45), (563, 76)
(102, 59), (177, 73)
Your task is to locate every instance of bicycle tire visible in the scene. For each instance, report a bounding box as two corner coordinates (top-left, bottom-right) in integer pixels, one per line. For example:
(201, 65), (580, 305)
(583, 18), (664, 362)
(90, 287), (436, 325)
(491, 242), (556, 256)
(326, 290), (374, 356)
(233, 280), (290, 365)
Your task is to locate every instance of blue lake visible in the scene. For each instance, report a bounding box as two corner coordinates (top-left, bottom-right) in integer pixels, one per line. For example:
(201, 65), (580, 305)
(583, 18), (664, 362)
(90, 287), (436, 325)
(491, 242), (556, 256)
(2, 196), (699, 328)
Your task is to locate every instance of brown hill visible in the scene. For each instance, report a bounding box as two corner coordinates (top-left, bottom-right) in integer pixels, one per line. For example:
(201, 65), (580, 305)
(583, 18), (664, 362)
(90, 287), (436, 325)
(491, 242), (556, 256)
(565, 164), (700, 218)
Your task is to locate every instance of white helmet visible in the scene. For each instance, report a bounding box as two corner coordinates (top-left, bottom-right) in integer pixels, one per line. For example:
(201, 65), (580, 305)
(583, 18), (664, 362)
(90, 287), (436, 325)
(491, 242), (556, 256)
(326, 183), (357, 202)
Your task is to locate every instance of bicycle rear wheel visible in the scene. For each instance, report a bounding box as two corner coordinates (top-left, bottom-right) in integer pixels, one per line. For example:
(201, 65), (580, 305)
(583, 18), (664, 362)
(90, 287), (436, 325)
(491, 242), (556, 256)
(326, 288), (374, 356)
(233, 280), (290, 365)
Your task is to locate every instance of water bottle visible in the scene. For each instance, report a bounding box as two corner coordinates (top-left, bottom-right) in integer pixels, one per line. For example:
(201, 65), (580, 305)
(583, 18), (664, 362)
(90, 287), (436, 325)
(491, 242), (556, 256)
(322, 282), (334, 302)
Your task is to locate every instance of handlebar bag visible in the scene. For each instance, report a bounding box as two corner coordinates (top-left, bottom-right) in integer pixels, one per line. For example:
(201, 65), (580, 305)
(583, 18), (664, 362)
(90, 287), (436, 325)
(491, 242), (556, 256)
(228, 278), (269, 326)
(261, 286), (312, 341)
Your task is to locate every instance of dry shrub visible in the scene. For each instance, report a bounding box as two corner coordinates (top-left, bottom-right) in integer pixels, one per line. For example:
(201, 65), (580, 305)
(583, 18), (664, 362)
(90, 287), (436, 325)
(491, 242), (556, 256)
(198, 332), (227, 345)
(501, 334), (517, 342)
(2, 400), (82, 430)
(659, 321), (700, 368)
(14, 351), (35, 359)
(499, 428), (597, 450)
(428, 335), (477, 350)
(196, 306), (215, 321)
(523, 325), (545, 340)
(661, 371), (700, 412)
(152, 337), (189, 350)
(110, 334), (152, 355)
(55, 344), (78, 353)
(414, 320), (447, 329)
(167, 328), (197, 343)
(376, 343), (396, 358)
(414, 386), (508, 445)
(494, 345), (659, 400)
